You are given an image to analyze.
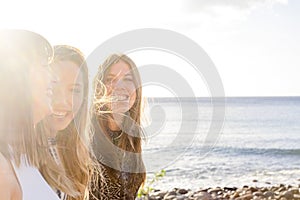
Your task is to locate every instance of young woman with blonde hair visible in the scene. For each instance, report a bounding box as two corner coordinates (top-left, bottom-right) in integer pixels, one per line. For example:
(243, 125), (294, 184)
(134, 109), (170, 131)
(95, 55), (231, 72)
(0, 31), (101, 200)
(38, 45), (100, 200)
(0, 30), (58, 200)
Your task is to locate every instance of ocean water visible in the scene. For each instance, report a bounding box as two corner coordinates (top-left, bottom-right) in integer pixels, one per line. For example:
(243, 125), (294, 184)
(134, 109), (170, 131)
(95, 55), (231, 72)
(142, 97), (300, 190)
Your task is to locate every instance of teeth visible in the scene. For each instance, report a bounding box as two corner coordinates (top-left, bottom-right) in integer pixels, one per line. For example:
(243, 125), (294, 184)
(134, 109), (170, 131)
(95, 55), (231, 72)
(112, 95), (129, 101)
(52, 111), (67, 118)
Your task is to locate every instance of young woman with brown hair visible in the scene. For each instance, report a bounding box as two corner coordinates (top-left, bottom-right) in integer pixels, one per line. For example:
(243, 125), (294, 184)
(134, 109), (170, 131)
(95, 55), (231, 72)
(90, 54), (146, 200)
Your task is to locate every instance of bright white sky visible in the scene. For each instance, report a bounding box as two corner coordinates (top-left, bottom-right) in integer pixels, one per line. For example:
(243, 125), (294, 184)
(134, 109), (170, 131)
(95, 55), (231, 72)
(1, 0), (299, 97)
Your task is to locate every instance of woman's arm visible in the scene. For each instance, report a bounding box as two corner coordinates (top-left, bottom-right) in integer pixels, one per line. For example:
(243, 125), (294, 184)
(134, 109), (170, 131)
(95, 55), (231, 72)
(0, 153), (21, 200)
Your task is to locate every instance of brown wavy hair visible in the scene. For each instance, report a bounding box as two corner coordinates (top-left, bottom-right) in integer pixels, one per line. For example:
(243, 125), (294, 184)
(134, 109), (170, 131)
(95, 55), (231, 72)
(91, 53), (146, 181)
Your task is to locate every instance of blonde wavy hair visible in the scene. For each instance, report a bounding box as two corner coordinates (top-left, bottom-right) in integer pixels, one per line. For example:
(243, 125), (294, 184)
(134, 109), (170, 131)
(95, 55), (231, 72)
(37, 45), (100, 200)
(0, 30), (53, 165)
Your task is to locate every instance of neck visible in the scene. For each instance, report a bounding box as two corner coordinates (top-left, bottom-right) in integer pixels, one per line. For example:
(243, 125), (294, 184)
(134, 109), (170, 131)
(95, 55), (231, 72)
(48, 130), (57, 138)
(45, 126), (58, 139)
(108, 113), (124, 131)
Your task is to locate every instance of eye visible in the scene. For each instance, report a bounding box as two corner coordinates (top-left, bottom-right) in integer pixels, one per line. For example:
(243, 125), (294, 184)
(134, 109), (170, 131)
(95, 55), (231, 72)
(124, 74), (133, 81)
(71, 88), (82, 94)
(124, 77), (133, 82)
(105, 77), (113, 83)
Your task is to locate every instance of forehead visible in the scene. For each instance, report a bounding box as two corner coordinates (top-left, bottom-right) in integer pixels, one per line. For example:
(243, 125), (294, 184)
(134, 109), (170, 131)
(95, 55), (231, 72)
(107, 60), (132, 76)
(52, 60), (83, 83)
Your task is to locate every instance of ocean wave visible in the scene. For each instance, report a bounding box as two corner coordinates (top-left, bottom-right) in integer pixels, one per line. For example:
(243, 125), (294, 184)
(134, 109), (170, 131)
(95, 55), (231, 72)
(210, 146), (300, 156)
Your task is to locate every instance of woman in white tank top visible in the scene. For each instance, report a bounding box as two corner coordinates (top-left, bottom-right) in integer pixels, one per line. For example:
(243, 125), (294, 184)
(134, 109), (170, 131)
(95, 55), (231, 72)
(0, 30), (102, 200)
(0, 31), (101, 200)
(10, 156), (60, 200)
(0, 30), (58, 200)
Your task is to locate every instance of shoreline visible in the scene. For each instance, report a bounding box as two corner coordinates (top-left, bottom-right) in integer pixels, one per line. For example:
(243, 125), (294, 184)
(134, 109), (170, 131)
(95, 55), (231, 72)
(138, 182), (300, 200)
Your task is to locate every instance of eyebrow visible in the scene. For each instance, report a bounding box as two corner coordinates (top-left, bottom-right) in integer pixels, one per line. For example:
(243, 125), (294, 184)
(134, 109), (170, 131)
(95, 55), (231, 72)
(107, 73), (133, 78)
(69, 83), (83, 87)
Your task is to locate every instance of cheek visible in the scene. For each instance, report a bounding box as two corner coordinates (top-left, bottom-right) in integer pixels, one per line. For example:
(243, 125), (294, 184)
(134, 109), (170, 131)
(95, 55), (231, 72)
(29, 68), (51, 104)
(72, 94), (84, 114)
(106, 86), (112, 95)
(128, 83), (137, 105)
(31, 70), (48, 93)
(130, 90), (137, 107)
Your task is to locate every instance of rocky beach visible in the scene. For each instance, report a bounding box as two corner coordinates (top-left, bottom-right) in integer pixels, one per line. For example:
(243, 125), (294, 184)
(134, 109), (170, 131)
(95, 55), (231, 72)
(139, 181), (300, 200)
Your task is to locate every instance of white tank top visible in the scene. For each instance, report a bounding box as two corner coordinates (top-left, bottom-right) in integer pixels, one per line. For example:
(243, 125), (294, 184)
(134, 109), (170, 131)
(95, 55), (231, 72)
(11, 157), (60, 200)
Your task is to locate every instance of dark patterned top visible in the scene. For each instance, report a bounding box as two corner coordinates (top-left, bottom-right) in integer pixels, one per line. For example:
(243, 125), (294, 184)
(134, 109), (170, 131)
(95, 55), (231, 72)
(91, 118), (145, 200)
(90, 164), (144, 200)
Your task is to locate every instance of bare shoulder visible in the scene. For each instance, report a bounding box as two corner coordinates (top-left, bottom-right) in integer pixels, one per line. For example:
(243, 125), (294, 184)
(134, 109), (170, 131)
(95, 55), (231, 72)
(0, 152), (21, 200)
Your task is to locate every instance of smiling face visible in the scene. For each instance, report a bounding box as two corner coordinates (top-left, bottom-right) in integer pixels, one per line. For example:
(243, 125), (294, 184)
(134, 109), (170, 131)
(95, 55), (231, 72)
(46, 60), (84, 131)
(29, 63), (55, 124)
(104, 60), (137, 114)
(0, 30), (55, 125)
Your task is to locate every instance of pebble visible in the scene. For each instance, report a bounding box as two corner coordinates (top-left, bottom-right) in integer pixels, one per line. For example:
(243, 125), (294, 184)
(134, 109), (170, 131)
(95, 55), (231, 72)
(253, 191), (264, 197)
(237, 193), (253, 200)
(153, 191), (167, 198)
(163, 194), (176, 200)
(193, 191), (211, 200)
(177, 188), (188, 194)
(224, 186), (237, 191)
(281, 190), (293, 199)
(264, 191), (274, 198)
(289, 187), (299, 194)
(294, 194), (300, 199)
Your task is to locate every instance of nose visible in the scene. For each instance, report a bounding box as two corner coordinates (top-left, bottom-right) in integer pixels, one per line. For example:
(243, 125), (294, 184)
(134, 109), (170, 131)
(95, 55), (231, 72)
(106, 79), (126, 93)
(47, 65), (59, 84)
(51, 87), (70, 108)
(114, 79), (126, 89)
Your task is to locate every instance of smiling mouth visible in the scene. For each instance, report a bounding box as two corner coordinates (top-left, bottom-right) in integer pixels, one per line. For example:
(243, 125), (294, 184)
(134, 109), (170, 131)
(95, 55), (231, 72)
(52, 111), (68, 118)
(111, 95), (129, 102)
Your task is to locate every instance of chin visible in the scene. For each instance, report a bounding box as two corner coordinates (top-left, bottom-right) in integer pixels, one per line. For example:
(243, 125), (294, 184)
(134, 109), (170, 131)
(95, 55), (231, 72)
(53, 124), (69, 132)
(49, 118), (72, 132)
(111, 104), (130, 113)
(112, 108), (130, 114)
